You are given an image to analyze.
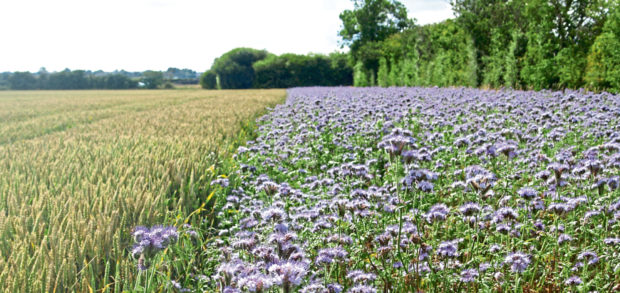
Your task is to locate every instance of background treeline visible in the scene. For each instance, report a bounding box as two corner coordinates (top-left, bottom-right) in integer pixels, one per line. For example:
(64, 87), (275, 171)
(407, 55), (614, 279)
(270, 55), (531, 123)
(341, 0), (619, 93)
(200, 48), (353, 89)
(0, 68), (200, 90)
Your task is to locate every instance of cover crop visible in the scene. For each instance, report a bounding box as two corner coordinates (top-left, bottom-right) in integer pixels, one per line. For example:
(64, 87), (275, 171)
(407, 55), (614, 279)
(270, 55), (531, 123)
(211, 87), (619, 292)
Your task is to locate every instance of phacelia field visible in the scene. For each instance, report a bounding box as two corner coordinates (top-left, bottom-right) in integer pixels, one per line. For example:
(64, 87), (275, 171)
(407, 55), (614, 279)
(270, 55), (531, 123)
(210, 87), (620, 292)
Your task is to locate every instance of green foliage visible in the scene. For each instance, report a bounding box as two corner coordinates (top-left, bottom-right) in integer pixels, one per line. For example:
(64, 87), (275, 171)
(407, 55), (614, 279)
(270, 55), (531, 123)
(47, 69), (91, 89)
(7, 69), (138, 90)
(377, 57), (389, 87)
(210, 48), (268, 89)
(327, 52), (354, 86)
(555, 46), (587, 89)
(0, 72), (9, 90)
(585, 4), (620, 93)
(353, 61), (369, 87)
(338, 0), (411, 49)
(387, 57), (399, 86)
(203, 50), (353, 89)
(440, 0), (613, 91)
(8, 72), (37, 90)
(503, 32), (520, 88)
(200, 70), (217, 89)
(141, 70), (164, 89)
(252, 53), (334, 88)
(481, 29), (507, 88)
(98, 74), (138, 89)
(339, 0), (412, 76)
(520, 30), (557, 90)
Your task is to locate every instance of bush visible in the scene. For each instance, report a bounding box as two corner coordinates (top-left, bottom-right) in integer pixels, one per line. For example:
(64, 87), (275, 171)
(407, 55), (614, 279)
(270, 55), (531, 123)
(200, 70), (217, 89)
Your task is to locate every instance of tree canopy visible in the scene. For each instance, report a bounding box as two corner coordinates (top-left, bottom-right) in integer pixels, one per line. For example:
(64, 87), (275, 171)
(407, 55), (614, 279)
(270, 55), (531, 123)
(339, 0), (412, 83)
(208, 48), (269, 89)
(200, 50), (353, 89)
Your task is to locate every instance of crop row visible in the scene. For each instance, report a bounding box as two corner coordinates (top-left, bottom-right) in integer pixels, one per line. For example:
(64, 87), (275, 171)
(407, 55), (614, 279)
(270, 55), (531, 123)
(0, 89), (285, 292)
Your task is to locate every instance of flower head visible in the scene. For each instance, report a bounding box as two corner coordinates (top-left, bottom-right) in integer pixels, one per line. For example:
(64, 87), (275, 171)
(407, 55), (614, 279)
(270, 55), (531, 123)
(504, 252), (530, 273)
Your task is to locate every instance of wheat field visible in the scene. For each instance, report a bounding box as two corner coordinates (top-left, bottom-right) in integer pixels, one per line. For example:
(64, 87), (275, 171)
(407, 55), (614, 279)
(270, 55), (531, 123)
(0, 89), (285, 292)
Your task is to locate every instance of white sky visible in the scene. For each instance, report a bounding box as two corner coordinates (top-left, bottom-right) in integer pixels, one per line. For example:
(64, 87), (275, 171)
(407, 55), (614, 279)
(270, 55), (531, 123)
(0, 0), (453, 73)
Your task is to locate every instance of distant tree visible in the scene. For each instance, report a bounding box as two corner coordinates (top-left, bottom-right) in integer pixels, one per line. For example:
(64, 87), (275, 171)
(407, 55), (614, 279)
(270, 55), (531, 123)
(141, 71), (164, 89)
(210, 48), (268, 89)
(253, 53), (351, 88)
(200, 70), (218, 89)
(46, 69), (90, 89)
(8, 72), (37, 90)
(37, 67), (49, 89)
(0, 72), (10, 90)
(327, 52), (353, 86)
(104, 74), (138, 89)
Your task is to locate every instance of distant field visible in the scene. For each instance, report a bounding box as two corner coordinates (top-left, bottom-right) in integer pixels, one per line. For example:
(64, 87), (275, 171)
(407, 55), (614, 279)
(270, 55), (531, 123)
(0, 89), (285, 292)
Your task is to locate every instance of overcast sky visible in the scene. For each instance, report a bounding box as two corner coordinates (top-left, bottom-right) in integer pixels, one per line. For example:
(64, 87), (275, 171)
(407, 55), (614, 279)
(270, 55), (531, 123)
(0, 0), (453, 73)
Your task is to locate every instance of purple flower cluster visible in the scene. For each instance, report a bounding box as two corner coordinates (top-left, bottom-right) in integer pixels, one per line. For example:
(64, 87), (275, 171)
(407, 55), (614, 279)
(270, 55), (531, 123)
(131, 225), (178, 270)
(207, 87), (619, 291)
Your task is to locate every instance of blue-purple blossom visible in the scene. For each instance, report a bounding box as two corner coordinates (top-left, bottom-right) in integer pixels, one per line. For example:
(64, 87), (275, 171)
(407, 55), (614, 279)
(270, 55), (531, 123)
(460, 269), (479, 282)
(564, 276), (582, 286)
(437, 239), (460, 258)
(131, 225), (178, 270)
(269, 261), (308, 291)
(517, 187), (538, 199)
(504, 252), (530, 273)
(577, 251), (599, 265)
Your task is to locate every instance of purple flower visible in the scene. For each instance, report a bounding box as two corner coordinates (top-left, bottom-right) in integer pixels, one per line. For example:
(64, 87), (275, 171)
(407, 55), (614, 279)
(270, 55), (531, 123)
(460, 268), (479, 283)
(517, 187), (538, 199)
(496, 223), (511, 234)
(489, 244), (502, 253)
(577, 250), (598, 265)
(238, 273), (274, 292)
(426, 203), (450, 223)
(459, 202), (481, 216)
(564, 276), (582, 286)
(269, 261), (308, 290)
(417, 180), (434, 192)
(547, 203), (574, 215)
(494, 207), (519, 222)
(437, 239), (460, 258)
(558, 234), (573, 245)
(316, 247), (348, 264)
(603, 238), (620, 245)
(346, 270), (376, 283)
(130, 225), (178, 269)
(262, 207), (287, 222)
(347, 285), (377, 293)
(504, 252), (530, 273)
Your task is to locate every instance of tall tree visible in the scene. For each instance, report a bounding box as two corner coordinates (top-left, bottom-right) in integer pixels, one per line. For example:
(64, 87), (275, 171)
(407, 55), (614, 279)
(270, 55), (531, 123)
(339, 0), (412, 83)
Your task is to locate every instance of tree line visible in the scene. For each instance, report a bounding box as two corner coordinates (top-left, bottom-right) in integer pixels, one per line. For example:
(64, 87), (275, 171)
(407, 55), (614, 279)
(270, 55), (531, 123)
(340, 0), (619, 93)
(200, 49), (353, 89)
(0, 68), (200, 90)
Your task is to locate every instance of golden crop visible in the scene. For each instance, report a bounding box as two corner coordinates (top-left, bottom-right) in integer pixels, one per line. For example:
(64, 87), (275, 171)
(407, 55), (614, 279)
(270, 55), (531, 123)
(0, 89), (285, 292)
